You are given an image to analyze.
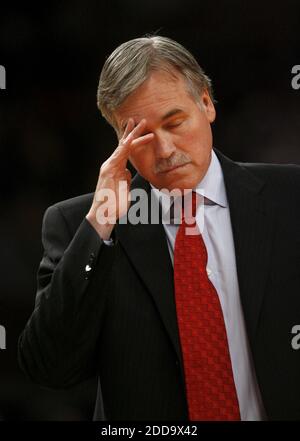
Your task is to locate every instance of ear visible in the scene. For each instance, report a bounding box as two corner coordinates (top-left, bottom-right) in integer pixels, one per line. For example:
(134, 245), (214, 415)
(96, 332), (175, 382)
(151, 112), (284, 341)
(201, 89), (216, 123)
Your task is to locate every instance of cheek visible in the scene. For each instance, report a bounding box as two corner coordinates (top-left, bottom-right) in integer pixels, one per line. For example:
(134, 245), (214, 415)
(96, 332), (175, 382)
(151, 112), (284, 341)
(179, 123), (212, 153)
(130, 146), (155, 173)
(175, 130), (201, 154)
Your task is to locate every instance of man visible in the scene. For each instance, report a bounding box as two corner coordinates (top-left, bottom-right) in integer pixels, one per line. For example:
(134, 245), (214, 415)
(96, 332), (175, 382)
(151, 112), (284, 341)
(18, 36), (300, 421)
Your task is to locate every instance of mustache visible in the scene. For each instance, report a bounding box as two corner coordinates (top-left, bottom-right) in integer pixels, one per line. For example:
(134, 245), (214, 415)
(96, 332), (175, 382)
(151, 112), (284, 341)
(154, 152), (191, 174)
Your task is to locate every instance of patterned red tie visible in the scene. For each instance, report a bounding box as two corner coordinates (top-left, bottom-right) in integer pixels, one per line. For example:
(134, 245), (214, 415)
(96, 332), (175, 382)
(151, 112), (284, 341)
(174, 191), (241, 421)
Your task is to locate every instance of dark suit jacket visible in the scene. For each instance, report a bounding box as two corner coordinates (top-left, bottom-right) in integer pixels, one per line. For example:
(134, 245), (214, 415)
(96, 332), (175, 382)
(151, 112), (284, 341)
(18, 149), (300, 420)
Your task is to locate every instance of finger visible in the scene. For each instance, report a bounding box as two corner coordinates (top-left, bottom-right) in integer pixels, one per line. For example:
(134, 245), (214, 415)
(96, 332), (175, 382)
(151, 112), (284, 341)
(110, 119), (149, 164)
(124, 118), (147, 143)
(111, 131), (154, 168)
(130, 132), (154, 148)
(121, 118), (135, 140)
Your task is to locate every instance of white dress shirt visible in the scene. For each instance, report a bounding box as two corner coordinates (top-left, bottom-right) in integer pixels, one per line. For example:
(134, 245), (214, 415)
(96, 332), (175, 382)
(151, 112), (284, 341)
(150, 149), (266, 421)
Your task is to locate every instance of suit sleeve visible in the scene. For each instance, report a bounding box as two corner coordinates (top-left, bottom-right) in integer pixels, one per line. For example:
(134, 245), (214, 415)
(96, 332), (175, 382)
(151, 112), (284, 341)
(18, 204), (116, 389)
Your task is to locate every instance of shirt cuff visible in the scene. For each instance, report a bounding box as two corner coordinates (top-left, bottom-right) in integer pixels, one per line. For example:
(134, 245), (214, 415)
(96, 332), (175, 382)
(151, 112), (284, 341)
(103, 238), (115, 246)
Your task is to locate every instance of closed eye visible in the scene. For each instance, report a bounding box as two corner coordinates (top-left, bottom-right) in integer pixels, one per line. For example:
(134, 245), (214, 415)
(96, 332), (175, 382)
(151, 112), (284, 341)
(166, 120), (184, 129)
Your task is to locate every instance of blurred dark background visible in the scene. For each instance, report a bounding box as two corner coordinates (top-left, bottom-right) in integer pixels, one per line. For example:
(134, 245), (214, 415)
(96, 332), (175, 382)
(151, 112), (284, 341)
(0, 0), (299, 420)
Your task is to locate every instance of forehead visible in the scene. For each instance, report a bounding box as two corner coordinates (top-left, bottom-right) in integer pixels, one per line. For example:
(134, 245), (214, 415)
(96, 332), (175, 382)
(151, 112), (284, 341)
(113, 70), (195, 131)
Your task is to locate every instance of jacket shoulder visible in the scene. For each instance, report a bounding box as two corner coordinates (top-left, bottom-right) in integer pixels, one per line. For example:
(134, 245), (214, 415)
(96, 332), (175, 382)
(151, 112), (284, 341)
(52, 192), (94, 212)
(239, 161), (300, 174)
(239, 161), (300, 187)
(215, 148), (300, 189)
(45, 192), (94, 235)
(238, 162), (300, 209)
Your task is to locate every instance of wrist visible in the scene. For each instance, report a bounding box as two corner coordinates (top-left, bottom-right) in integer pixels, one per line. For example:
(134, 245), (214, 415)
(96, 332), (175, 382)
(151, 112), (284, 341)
(86, 211), (115, 241)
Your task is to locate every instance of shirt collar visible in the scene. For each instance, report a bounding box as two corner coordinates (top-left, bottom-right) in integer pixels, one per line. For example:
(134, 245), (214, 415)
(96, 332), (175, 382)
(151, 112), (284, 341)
(194, 149), (227, 208)
(150, 149), (228, 221)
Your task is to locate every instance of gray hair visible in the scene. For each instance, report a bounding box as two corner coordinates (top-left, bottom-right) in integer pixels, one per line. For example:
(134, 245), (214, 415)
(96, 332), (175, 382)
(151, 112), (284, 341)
(97, 35), (214, 129)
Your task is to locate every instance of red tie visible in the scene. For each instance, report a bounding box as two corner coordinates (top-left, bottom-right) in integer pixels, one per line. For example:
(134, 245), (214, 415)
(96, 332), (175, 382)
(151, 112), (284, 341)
(174, 191), (240, 421)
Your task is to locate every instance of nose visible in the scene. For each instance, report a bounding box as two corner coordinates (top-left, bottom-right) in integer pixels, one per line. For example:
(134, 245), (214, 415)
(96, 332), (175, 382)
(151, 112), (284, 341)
(154, 132), (176, 158)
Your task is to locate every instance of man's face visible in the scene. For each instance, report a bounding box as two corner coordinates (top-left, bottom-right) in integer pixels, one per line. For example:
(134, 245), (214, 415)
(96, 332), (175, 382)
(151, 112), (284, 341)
(114, 69), (216, 191)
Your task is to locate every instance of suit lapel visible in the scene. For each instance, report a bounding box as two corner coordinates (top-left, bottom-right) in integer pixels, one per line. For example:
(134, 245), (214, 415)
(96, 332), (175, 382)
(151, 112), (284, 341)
(215, 149), (275, 345)
(115, 149), (275, 371)
(115, 174), (185, 374)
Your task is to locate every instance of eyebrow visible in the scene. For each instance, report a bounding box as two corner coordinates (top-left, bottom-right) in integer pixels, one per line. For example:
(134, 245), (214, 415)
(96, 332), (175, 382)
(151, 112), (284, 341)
(161, 108), (184, 121)
(121, 108), (185, 133)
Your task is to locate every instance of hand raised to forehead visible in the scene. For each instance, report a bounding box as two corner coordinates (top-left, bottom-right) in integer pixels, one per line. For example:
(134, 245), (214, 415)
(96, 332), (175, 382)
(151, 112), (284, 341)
(85, 118), (153, 240)
(109, 118), (154, 168)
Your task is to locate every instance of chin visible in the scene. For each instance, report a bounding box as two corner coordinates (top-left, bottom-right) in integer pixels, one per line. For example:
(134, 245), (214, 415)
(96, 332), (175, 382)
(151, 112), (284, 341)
(155, 177), (198, 192)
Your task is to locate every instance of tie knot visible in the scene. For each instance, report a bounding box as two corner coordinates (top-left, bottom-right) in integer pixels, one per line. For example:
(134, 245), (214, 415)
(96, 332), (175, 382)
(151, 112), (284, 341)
(182, 191), (198, 222)
(168, 191), (201, 225)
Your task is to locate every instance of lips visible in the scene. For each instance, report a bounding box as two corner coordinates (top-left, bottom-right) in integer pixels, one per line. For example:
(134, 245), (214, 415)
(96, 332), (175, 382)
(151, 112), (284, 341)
(160, 163), (189, 174)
